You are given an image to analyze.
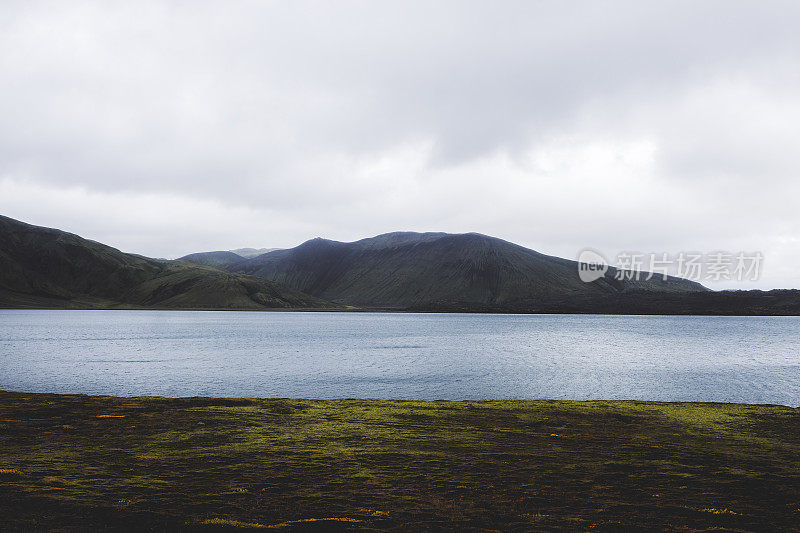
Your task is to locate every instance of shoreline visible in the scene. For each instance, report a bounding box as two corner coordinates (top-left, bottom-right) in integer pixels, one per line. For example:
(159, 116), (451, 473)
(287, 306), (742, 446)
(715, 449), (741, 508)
(4, 306), (800, 317)
(1, 391), (798, 531)
(1, 389), (798, 408)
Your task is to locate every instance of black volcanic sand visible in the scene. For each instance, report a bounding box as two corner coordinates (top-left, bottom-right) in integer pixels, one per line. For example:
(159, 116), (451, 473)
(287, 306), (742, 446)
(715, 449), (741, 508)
(0, 391), (798, 531)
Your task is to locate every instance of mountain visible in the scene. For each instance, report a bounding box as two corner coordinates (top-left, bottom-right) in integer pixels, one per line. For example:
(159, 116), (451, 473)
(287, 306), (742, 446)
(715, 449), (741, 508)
(0, 215), (337, 310)
(229, 231), (708, 311)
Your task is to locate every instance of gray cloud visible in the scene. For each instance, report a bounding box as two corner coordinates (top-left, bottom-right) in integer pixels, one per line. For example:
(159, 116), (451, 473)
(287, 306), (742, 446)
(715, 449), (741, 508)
(1, 1), (799, 288)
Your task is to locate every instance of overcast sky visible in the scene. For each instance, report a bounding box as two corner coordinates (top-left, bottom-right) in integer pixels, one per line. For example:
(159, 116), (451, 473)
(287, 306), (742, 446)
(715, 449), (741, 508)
(1, 1), (799, 289)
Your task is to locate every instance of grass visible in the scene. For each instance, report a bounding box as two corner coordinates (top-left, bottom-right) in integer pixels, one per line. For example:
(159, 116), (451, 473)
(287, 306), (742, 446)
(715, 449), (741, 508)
(0, 391), (798, 531)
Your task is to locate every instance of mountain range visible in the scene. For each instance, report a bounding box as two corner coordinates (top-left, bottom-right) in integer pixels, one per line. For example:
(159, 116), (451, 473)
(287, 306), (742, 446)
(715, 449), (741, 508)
(2, 214), (798, 314)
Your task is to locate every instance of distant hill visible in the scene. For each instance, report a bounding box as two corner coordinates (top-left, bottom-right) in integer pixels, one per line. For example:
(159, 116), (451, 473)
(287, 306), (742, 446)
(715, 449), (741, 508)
(177, 248), (282, 268)
(0, 215), (337, 310)
(230, 232), (709, 310)
(178, 251), (245, 269)
(230, 247), (281, 258)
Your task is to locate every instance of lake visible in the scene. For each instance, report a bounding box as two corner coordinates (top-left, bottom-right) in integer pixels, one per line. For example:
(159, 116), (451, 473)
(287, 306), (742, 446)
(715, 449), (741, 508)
(0, 310), (798, 405)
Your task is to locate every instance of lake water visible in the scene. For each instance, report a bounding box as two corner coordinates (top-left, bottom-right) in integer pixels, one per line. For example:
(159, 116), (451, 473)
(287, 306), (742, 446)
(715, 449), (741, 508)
(1, 310), (798, 405)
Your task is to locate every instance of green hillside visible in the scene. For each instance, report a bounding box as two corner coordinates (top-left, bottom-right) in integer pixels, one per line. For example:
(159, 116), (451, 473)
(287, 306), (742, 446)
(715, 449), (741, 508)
(0, 215), (336, 310)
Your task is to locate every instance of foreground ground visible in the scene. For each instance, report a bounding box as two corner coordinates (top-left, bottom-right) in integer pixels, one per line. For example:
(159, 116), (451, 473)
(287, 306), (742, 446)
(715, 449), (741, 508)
(0, 392), (798, 531)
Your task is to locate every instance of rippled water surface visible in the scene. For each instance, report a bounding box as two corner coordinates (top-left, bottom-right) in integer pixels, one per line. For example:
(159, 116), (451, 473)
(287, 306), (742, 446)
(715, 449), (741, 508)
(1, 310), (798, 405)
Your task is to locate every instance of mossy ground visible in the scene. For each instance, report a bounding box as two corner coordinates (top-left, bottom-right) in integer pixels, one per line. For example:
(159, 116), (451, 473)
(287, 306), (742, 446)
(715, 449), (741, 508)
(1, 391), (798, 531)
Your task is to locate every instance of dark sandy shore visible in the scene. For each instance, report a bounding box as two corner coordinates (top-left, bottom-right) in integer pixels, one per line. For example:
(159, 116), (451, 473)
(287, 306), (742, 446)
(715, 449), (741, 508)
(1, 391), (798, 531)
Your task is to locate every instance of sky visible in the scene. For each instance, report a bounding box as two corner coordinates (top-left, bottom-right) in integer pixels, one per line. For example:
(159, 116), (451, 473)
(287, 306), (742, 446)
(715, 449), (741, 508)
(1, 1), (799, 289)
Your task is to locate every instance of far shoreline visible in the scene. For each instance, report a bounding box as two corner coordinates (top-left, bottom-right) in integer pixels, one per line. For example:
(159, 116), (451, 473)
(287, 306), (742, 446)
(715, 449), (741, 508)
(3, 305), (800, 317)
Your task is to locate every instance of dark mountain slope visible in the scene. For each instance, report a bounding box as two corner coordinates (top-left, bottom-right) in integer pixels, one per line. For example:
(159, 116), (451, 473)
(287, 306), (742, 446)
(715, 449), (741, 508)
(0, 215), (336, 310)
(233, 232), (707, 309)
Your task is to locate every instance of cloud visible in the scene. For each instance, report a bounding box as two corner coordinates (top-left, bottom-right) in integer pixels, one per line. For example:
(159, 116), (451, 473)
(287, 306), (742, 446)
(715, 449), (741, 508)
(0, 1), (799, 288)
